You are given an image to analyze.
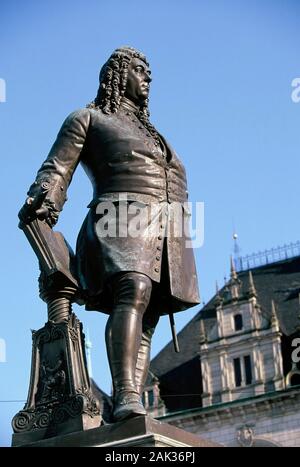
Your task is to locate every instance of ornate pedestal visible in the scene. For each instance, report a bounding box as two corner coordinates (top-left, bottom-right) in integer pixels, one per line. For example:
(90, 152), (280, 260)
(12, 314), (101, 446)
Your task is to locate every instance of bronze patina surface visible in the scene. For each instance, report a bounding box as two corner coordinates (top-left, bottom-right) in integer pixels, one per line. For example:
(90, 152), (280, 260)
(17, 47), (200, 429)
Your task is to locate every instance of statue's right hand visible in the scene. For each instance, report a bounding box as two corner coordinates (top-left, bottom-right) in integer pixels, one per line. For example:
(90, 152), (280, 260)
(19, 180), (59, 227)
(18, 196), (50, 224)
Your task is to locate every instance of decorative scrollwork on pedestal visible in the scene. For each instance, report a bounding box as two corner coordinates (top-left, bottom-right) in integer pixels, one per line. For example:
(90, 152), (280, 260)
(35, 411), (52, 429)
(12, 411), (34, 433)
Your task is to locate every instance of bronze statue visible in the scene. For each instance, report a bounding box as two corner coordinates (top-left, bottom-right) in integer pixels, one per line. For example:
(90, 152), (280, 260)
(19, 46), (200, 423)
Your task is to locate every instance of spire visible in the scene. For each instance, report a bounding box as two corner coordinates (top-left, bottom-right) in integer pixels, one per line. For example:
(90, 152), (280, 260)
(85, 328), (93, 378)
(228, 256), (241, 300)
(270, 300), (279, 329)
(248, 270), (257, 297)
(199, 319), (206, 344)
(215, 280), (223, 306)
(232, 231), (241, 270)
(230, 255), (238, 280)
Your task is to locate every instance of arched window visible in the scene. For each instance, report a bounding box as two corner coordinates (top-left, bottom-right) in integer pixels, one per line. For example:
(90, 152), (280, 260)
(234, 313), (243, 331)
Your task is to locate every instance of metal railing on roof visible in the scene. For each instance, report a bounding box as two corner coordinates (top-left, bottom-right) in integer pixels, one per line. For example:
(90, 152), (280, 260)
(235, 241), (300, 272)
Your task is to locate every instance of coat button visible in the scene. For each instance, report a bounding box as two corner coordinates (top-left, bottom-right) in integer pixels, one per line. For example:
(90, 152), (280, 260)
(158, 235), (162, 240)
(157, 246), (161, 251)
(155, 267), (159, 273)
(156, 255), (161, 260)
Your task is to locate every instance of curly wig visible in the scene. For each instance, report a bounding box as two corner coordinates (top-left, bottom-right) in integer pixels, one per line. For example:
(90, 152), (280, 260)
(88, 46), (150, 119)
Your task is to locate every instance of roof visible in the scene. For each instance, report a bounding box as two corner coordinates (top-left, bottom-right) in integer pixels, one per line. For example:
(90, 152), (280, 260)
(90, 379), (113, 423)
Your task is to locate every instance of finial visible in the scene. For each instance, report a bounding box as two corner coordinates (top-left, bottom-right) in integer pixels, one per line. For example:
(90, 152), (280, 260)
(248, 270), (257, 297)
(199, 319), (206, 344)
(215, 280), (223, 306)
(232, 228), (242, 271)
(230, 255), (237, 280)
(227, 255), (241, 300)
(271, 300), (279, 328)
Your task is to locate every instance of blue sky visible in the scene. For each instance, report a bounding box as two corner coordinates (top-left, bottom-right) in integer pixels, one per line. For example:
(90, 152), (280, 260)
(1, 0), (300, 446)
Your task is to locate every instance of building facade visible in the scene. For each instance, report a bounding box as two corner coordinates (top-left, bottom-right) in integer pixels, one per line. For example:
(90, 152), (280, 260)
(148, 247), (300, 446)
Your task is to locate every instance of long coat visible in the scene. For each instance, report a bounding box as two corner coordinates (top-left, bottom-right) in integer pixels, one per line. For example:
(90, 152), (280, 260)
(28, 103), (200, 315)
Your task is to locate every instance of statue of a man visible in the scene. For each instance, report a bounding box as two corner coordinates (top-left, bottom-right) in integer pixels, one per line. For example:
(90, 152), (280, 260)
(19, 46), (200, 422)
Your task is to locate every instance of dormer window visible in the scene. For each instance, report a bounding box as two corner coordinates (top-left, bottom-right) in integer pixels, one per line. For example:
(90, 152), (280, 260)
(148, 389), (154, 407)
(234, 313), (243, 331)
(233, 355), (253, 387)
(142, 389), (155, 408)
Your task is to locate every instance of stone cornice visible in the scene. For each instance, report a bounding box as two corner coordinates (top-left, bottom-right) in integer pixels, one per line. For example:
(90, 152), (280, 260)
(158, 387), (300, 425)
